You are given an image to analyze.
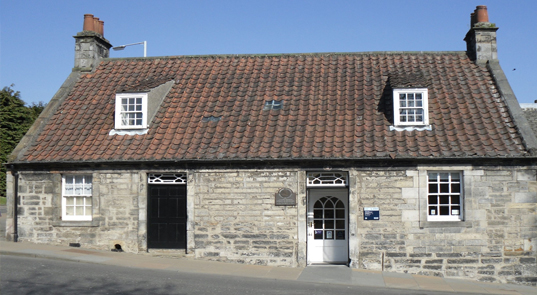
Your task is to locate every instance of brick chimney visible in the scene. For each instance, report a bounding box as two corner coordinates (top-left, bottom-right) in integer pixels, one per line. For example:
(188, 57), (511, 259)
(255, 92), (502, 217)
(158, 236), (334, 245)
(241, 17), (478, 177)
(73, 14), (112, 72)
(464, 5), (499, 64)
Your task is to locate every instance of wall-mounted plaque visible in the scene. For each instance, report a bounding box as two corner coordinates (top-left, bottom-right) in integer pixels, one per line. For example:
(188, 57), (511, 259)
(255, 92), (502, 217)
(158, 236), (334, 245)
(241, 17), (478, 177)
(275, 188), (296, 206)
(364, 207), (380, 220)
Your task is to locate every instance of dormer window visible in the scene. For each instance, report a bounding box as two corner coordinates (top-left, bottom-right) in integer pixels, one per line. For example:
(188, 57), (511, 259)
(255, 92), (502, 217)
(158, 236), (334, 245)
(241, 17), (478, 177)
(115, 93), (148, 129)
(393, 88), (429, 126)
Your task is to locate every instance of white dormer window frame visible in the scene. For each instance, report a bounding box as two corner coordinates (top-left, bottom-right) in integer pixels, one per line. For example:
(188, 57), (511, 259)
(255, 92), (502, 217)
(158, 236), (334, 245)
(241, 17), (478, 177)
(393, 88), (429, 126)
(115, 93), (148, 129)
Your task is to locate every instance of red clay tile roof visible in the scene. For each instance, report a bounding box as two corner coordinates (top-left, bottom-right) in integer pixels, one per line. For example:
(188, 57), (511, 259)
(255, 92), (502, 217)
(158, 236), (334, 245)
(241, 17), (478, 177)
(19, 52), (528, 163)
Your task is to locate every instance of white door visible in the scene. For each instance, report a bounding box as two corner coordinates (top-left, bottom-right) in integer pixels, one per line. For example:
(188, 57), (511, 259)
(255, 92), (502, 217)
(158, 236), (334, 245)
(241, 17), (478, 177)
(307, 189), (348, 264)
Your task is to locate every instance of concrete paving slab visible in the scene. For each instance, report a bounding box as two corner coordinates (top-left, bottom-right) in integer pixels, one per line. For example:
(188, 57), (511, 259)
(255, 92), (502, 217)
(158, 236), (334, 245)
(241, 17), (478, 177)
(412, 275), (454, 292)
(349, 270), (386, 287)
(298, 266), (353, 285)
(444, 278), (489, 294)
(383, 276), (420, 289)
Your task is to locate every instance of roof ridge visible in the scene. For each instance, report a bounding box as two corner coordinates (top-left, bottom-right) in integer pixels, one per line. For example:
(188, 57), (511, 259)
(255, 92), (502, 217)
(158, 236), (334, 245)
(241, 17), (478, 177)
(103, 51), (467, 62)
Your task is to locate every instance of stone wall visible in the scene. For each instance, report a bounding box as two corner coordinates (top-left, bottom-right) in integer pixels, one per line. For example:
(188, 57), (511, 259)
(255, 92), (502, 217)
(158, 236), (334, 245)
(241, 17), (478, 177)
(5, 165), (536, 285)
(190, 170), (300, 266)
(352, 166), (537, 286)
(9, 171), (142, 253)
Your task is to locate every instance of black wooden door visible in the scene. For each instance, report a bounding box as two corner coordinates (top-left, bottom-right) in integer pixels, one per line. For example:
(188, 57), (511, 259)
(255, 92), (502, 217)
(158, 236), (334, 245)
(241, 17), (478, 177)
(147, 185), (187, 249)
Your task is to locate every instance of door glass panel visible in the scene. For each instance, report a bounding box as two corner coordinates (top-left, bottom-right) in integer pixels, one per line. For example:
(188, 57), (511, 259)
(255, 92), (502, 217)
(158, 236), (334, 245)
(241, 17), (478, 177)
(324, 209), (334, 218)
(336, 209), (345, 218)
(310, 195), (346, 241)
(314, 209), (323, 218)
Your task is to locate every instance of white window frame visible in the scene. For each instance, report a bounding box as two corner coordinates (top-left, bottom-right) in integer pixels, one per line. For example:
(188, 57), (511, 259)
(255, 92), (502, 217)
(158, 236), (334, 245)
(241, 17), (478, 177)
(426, 171), (463, 221)
(62, 175), (93, 221)
(115, 93), (148, 129)
(393, 88), (429, 126)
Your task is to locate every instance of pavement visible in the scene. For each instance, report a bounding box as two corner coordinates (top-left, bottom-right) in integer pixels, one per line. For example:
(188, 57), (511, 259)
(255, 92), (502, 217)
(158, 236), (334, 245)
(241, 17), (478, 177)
(1, 239), (536, 294)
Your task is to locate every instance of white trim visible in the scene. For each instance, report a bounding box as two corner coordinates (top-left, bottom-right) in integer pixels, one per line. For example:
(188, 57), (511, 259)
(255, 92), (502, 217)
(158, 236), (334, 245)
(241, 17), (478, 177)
(307, 172), (348, 187)
(62, 175), (93, 221)
(426, 171), (463, 222)
(393, 88), (429, 126)
(114, 93), (148, 129)
(148, 173), (187, 184)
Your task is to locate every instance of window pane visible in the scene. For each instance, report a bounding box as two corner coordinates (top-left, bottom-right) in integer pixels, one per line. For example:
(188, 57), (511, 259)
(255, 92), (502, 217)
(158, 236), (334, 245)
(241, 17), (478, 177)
(314, 209), (323, 218)
(440, 196), (450, 204)
(325, 209), (334, 218)
(314, 230), (323, 239)
(428, 173), (438, 180)
(440, 184), (449, 193)
(325, 230), (334, 240)
(451, 206), (460, 215)
(451, 183), (460, 193)
(314, 220), (323, 229)
(451, 195), (460, 205)
(129, 98), (135, 104)
(76, 206), (84, 215)
(325, 200), (334, 208)
(336, 230), (345, 240)
(439, 206), (449, 215)
(66, 197), (75, 205)
(428, 195), (438, 204)
(407, 93), (414, 100)
(428, 206), (437, 215)
(336, 220), (345, 229)
(65, 206), (74, 215)
(335, 209), (345, 218)
(325, 220), (334, 229)
(136, 97), (142, 104)
(64, 185), (73, 195)
(440, 173), (449, 182)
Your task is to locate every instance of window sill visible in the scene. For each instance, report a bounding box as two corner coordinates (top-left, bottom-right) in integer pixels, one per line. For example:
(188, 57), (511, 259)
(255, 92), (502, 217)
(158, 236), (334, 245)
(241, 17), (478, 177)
(419, 220), (471, 228)
(52, 220), (99, 227)
(109, 129), (148, 135)
(390, 125), (432, 132)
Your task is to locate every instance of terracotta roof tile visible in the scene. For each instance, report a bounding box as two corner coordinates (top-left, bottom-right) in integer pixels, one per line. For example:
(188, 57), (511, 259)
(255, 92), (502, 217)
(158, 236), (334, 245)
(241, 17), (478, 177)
(17, 52), (529, 163)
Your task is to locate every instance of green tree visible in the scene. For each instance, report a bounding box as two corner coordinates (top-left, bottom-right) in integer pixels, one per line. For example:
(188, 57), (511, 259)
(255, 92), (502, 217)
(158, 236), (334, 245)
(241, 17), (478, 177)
(0, 85), (45, 199)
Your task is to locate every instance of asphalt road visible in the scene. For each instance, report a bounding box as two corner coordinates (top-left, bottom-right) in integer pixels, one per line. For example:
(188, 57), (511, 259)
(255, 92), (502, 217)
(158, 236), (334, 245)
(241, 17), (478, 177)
(0, 255), (480, 295)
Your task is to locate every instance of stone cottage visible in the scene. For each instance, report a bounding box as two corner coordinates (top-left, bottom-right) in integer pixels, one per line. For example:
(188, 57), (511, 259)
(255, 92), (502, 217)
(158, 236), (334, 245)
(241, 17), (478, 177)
(5, 6), (537, 285)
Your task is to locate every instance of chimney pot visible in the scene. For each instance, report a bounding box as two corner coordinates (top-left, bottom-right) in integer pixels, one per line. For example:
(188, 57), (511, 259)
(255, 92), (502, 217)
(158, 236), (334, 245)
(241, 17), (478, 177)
(475, 5), (489, 23)
(93, 17), (100, 34)
(99, 20), (104, 36)
(83, 14), (94, 32)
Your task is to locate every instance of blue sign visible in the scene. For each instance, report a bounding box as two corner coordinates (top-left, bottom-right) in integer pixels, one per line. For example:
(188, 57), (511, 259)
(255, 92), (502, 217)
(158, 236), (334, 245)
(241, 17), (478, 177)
(364, 207), (379, 220)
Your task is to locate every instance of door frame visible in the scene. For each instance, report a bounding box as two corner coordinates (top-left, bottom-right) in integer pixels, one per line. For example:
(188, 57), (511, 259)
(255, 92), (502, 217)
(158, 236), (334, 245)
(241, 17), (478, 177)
(306, 187), (349, 265)
(147, 182), (187, 250)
